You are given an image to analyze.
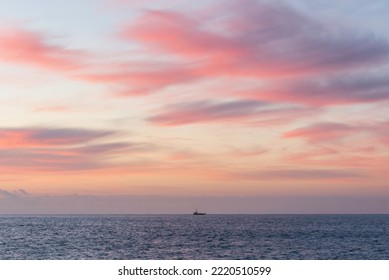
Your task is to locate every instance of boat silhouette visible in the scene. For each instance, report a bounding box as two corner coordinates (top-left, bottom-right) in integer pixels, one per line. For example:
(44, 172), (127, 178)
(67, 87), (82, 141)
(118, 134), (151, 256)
(193, 209), (206, 215)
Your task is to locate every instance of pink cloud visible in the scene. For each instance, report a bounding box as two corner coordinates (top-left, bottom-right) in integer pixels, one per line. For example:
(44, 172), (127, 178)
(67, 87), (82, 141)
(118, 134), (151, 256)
(81, 63), (199, 96)
(0, 127), (114, 148)
(166, 150), (205, 161)
(283, 121), (389, 146)
(281, 145), (389, 174)
(283, 122), (358, 143)
(278, 121), (389, 172)
(120, 0), (389, 82)
(122, 10), (236, 59)
(0, 26), (85, 71)
(3, 1), (388, 102)
(148, 99), (318, 126)
(229, 146), (269, 157)
(148, 100), (265, 126)
(373, 121), (389, 147)
(0, 127), (157, 172)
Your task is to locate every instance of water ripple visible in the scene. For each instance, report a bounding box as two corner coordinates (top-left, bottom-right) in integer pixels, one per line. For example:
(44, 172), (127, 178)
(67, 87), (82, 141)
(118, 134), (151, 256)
(0, 214), (388, 259)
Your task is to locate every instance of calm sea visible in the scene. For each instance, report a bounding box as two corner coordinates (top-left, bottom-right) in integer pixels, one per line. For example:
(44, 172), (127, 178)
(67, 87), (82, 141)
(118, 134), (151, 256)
(0, 214), (388, 259)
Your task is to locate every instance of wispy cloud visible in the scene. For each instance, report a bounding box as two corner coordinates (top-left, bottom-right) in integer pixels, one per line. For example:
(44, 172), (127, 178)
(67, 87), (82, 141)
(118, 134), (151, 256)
(81, 62), (200, 96)
(283, 122), (358, 143)
(228, 146), (270, 157)
(148, 100), (266, 125)
(0, 127), (156, 172)
(243, 73), (389, 106)
(2, 0), (388, 101)
(228, 168), (365, 181)
(147, 99), (315, 126)
(0, 127), (115, 148)
(283, 121), (389, 145)
(121, 0), (389, 82)
(0, 26), (85, 72)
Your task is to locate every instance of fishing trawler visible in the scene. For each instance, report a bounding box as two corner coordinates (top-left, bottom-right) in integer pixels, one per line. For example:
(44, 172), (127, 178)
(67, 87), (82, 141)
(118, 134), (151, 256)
(193, 209), (206, 215)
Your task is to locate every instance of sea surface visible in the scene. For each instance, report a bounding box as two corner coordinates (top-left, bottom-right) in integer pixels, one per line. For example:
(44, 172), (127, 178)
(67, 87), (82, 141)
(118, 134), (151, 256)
(0, 214), (388, 259)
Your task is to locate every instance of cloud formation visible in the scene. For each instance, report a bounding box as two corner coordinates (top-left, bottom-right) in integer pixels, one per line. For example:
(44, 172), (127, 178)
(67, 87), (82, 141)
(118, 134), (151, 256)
(0, 26), (85, 71)
(0, 127), (114, 148)
(81, 62), (200, 96)
(148, 99), (315, 126)
(121, 0), (389, 81)
(0, 127), (153, 171)
(283, 121), (389, 146)
(3, 0), (388, 102)
(244, 73), (389, 106)
(283, 122), (358, 143)
(148, 100), (266, 125)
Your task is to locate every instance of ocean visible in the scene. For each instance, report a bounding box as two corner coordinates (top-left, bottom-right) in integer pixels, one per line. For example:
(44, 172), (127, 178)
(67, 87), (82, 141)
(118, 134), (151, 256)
(0, 214), (388, 259)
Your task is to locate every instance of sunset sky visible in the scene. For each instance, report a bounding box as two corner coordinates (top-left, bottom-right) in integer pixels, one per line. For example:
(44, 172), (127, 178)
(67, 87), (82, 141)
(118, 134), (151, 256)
(1, 0), (389, 214)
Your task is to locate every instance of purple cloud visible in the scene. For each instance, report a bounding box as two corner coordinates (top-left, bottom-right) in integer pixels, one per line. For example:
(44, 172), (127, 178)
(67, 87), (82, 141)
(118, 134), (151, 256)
(121, 0), (389, 83)
(147, 99), (316, 126)
(0, 127), (116, 147)
(245, 73), (389, 106)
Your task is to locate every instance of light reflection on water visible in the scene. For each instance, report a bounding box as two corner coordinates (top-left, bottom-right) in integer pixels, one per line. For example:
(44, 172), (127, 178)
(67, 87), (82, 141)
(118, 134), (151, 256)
(0, 214), (388, 259)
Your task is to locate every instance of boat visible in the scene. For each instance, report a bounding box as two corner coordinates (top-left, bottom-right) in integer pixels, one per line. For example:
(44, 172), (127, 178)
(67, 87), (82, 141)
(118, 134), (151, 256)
(193, 209), (206, 215)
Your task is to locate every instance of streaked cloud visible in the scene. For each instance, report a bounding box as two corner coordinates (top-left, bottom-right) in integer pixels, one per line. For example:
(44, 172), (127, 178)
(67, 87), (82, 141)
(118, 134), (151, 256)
(148, 100), (266, 125)
(147, 99), (314, 126)
(244, 73), (389, 106)
(121, 0), (389, 81)
(0, 127), (156, 172)
(283, 121), (389, 145)
(228, 146), (270, 157)
(228, 168), (365, 181)
(283, 122), (358, 143)
(0, 26), (85, 71)
(0, 127), (115, 148)
(81, 62), (200, 96)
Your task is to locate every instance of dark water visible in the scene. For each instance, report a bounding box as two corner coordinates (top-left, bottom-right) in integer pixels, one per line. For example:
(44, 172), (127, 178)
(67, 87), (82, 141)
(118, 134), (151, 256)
(0, 215), (388, 259)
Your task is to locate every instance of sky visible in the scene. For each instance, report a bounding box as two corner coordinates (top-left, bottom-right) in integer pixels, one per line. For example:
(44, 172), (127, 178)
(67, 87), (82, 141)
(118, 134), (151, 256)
(0, 0), (389, 214)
